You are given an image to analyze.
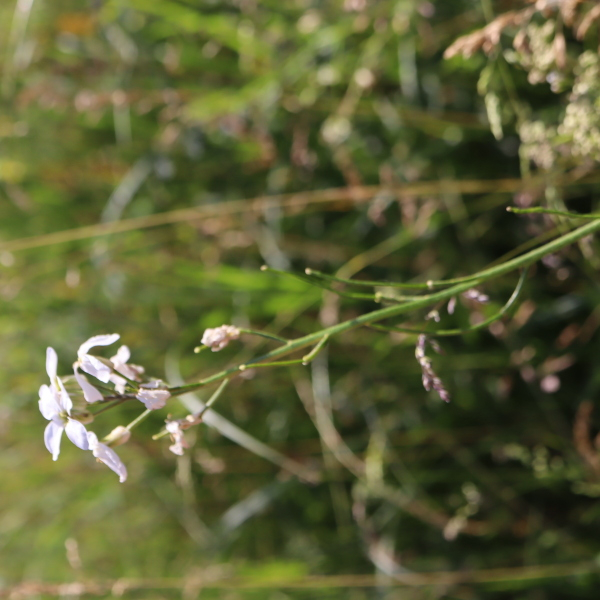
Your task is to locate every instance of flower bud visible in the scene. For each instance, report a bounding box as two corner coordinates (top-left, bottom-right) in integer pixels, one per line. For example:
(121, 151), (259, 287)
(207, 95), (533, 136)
(70, 410), (95, 425)
(102, 426), (131, 447)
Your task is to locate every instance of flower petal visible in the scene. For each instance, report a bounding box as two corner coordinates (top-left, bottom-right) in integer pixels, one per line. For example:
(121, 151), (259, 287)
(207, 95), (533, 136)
(44, 420), (64, 461)
(87, 432), (128, 483)
(78, 334), (120, 357)
(78, 355), (113, 383)
(109, 373), (128, 395)
(112, 345), (131, 365)
(57, 378), (73, 414)
(46, 347), (58, 382)
(65, 419), (90, 450)
(39, 384), (60, 420)
(136, 388), (171, 410)
(74, 366), (104, 403)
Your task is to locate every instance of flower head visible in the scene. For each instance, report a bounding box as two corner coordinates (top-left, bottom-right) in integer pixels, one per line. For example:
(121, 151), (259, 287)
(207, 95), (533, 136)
(39, 348), (90, 460)
(77, 334), (120, 383)
(201, 325), (240, 352)
(136, 380), (171, 410)
(87, 431), (127, 482)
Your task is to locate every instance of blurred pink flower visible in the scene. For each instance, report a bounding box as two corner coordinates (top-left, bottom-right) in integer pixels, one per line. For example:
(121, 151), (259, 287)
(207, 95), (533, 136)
(201, 325), (240, 352)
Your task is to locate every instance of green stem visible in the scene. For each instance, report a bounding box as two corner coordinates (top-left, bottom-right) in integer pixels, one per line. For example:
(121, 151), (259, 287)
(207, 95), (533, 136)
(262, 265), (378, 300)
(90, 397), (131, 416)
(302, 334), (330, 364)
(198, 378), (230, 416)
(240, 359), (303, 369)
(507, 207), (600, 219)
(125, 408), (153, 431)
(153, 379), (230, 440)
(305, 267), (481, 290)
(370, 268), (528, 337)
(173, 218), (600, 392)
(238, 328), (289, 343)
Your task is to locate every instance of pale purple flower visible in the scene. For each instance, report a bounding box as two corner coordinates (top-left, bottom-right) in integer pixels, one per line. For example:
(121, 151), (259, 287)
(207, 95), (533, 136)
(201, 325), (240, 352)
(136, 380), (171, 410)
(77, 334), (120, 383)
(109, 345), (144, 394)
(462, 289), (489, 303)
(39, 347), (89, 460)
(87, 431), (127, 482)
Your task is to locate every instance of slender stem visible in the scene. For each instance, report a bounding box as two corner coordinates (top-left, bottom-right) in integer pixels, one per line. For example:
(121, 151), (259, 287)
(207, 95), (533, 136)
(262, 265), (378, 300)
(370, 268), (528, 337)
(90, 397), (131, 416)
(302, 334), (330, 364)
(172, 218), (600, 392)
(507, 207), (600, 219)
(238, 328), (289, 343)
(240, 359), (304, 369)
(125, 408), (153, 431)
(375, 291), (432, 303)
(198, 378), (230, 417)
(153, 379), (231, 440)
(305, 267), (482, 290)
(305, 267), (436, 289)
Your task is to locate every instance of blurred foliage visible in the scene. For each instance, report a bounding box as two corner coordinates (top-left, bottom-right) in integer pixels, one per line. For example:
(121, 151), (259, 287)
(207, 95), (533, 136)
(2, 0), (600, 598)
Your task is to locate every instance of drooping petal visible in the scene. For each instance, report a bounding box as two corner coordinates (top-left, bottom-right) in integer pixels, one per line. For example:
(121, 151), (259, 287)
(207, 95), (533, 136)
(65, 419), (90, 450)
(46, 347), (58, 382)
(78, 334), (120, 357)
(44, 420), (64, 461)
(87, 431), (128, 483)
(74, 366), (104, 403)
(39, 384), (60, 420)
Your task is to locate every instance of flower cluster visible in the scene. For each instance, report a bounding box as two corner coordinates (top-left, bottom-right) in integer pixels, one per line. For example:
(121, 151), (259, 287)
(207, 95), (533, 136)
(165, 413), (203, 456)
(38, 334), (172, 482)
(201, 325), (240, 352)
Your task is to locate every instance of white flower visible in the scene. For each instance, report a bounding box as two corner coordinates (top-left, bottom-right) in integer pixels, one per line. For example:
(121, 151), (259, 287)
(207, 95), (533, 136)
(109, 345), (144, 394)
(39, 347), (89, 460)
(136, 380), (171, 410)
(201, 325), (240, 352)
(87, 431), (127, 483)
(77, 334), (120, 383)
(165, 421), (190, 456)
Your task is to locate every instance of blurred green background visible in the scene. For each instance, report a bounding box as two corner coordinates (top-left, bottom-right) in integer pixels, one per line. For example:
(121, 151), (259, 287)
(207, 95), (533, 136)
(2, 0), (600, 598)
